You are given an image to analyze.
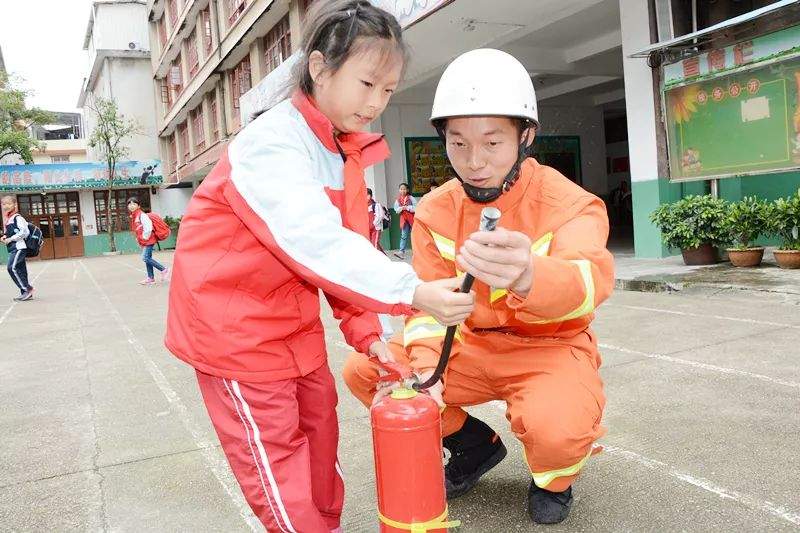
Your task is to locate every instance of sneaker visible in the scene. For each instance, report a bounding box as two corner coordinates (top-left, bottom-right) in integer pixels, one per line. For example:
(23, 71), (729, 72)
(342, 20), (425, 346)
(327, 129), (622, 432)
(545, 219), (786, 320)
(160, 267), (171, 282)
(442, 415), (507, 499)
(393, 251), (405, 259)
(19, 289), (33, 301)
(528, 482), (573, 524)
(139, 278), (156, 286)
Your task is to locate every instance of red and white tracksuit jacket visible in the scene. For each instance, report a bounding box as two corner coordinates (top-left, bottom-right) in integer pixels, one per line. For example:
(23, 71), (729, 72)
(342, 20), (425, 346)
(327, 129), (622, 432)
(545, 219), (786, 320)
(130, 209), (156, 247)
(165, 92), (420, 531)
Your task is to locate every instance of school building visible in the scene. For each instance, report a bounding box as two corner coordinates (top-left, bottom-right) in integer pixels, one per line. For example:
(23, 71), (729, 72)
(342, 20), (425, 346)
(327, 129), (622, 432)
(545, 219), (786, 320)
(144, 0), (800, 258)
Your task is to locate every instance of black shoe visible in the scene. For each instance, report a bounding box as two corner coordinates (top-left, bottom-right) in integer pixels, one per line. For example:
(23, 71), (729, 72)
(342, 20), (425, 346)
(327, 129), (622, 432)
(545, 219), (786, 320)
(527, 481), (573, 524)
(443, 415), (507, 499)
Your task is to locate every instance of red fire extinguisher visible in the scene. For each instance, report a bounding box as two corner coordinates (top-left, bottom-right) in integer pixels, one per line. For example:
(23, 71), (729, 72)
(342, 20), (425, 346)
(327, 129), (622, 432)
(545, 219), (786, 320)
(370, 361), (458, 532)
(370, 207), (502, 532)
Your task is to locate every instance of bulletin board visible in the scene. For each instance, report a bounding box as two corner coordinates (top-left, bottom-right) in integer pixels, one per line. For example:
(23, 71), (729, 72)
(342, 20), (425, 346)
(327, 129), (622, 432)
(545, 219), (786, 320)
(404, 137), (456, 196)
(665, 53), (800, 181)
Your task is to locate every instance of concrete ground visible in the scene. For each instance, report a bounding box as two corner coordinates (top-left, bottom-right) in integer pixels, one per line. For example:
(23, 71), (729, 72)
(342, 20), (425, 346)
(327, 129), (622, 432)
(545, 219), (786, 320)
(1, 251), (799, 532)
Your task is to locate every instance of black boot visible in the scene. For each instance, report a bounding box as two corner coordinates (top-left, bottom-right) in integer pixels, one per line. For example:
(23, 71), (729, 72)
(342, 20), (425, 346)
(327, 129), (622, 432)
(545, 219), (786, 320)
(527, 481), (573, 524)
(442, 415), (507, 499)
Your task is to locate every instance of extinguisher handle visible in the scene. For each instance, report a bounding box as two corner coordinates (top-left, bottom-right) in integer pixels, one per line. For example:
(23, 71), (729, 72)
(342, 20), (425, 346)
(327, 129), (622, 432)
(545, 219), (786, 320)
(370, 356), (415, 384)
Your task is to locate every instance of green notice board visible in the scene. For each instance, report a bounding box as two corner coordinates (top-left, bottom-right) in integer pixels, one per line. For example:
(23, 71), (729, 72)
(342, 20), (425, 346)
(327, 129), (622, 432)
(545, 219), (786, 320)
(665, 54), (800, 181)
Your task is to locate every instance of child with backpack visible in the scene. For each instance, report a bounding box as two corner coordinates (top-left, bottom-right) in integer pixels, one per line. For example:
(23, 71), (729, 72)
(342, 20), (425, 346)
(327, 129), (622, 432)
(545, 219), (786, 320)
(164, 2), (474, 530)
(127, 197), (170, 285)
(367, 187), (388, 252)
(1, 195), (34, 301)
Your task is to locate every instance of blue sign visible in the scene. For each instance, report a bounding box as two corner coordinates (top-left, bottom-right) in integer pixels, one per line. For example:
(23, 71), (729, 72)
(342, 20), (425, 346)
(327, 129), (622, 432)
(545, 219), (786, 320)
(0, 160), (163, 191)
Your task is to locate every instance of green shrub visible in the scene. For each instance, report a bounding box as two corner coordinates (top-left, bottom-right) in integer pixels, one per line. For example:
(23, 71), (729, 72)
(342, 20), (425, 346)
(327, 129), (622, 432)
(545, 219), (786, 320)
(650, 195), (729, 250)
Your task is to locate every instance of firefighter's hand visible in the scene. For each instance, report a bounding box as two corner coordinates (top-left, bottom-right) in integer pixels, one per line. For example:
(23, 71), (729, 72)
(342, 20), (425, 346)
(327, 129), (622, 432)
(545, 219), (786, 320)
(457, 227), (533, 297)
(416, 370), (444, 407)
(368, 341), (395, 364)
(412, 278), (475, 326)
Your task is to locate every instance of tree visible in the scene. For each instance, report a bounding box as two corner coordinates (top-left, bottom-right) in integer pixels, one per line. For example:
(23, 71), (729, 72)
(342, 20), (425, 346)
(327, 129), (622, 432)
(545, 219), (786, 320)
(87, 97), (140, 253)
(0, 73), (54, 163)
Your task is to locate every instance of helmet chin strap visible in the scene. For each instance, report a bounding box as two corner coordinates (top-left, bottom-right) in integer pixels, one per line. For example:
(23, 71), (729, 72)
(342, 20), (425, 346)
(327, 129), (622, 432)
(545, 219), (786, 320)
(436, 122), (532, 204)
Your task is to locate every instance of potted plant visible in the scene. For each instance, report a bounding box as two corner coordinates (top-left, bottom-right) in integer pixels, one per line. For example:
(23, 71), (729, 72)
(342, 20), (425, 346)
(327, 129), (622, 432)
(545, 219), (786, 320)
(723, 196), (769, 267)
(767, 189), (800, 269)
(650, 195), (728, 265)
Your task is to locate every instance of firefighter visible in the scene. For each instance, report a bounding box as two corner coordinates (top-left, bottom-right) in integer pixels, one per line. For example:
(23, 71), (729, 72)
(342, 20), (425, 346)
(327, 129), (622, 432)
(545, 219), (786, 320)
(344, 48), (614, 524)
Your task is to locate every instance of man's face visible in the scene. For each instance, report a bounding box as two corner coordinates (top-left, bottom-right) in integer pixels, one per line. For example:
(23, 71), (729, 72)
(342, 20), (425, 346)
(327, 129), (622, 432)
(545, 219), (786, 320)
(445, 116), (532, 190)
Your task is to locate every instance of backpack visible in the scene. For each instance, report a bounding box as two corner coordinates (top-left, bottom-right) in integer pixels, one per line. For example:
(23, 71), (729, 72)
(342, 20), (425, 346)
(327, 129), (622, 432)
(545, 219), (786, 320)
(148, 213), (172, 241)
(379, 203), (391, 230)
(24, 222), (43, 257)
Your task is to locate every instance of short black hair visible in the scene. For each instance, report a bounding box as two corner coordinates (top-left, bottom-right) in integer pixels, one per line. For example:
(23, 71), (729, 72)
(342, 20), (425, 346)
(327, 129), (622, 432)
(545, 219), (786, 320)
(127, 197), (140, 206)
(399, 183), (409, 189)
(367, 188), (373, 196)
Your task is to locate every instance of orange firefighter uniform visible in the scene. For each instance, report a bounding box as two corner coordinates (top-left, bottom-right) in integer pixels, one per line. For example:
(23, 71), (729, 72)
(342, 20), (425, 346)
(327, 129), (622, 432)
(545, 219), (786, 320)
(344, 157), (614, 492)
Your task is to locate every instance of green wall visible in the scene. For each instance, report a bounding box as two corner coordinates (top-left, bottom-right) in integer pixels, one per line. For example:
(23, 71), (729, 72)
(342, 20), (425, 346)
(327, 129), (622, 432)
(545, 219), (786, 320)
(632, 172), (800, 258)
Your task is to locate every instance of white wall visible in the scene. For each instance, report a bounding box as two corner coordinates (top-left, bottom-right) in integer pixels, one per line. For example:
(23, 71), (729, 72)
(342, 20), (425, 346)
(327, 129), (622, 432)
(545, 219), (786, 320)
(79, 190), (98, 236)
(537, 105), (609, 195)
(152, 187), (193, 218)
(93, 3), (151, 52)
(85, 57), (159, 162)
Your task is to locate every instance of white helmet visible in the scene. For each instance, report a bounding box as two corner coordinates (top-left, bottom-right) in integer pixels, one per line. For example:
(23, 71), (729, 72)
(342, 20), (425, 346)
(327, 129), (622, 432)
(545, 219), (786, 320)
(430, 49), (538, 126)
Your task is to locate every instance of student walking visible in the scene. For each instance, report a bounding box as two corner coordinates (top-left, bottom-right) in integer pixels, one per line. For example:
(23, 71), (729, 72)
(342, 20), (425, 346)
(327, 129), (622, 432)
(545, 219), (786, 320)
(128, 197), (170, 285)
(1, 196), (34, 302)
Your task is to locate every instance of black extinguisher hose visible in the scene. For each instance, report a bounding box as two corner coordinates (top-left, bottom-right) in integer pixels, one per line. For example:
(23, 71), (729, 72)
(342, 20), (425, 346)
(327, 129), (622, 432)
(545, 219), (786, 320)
(413, 207), (501, 391)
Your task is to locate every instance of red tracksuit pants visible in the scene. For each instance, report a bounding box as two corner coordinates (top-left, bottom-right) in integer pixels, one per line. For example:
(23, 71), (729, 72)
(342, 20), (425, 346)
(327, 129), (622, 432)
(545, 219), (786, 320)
(196, 364), (344, 532)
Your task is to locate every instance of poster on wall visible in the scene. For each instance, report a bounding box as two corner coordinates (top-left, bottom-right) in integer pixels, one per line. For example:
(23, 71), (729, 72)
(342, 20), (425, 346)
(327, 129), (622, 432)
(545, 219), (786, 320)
(0, 160), (163, 191)
(665, 53), (800, 181)
(405, 137), (456, 195)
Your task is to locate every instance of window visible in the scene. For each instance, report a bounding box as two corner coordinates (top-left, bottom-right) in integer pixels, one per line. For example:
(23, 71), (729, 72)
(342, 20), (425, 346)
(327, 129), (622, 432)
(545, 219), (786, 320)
(179, 123), (190, 162)
(209, 95), (219, 141)
(51, 155), (70, 163)
(186, 30), (199, 78)
(227, 0), (248, 27)
(167, 134), (178, 173)
(264, 16), (291, 75)
(201, 8), (213, 57)
(93, 189), (150, 233)
(167, 0), (179, 29)
(192, 106), (205, 151)
(170, 53), (183, 98)
(160, 77), (173, 111)
(158, 16), (168, 49)
(230, 55), (251, 111)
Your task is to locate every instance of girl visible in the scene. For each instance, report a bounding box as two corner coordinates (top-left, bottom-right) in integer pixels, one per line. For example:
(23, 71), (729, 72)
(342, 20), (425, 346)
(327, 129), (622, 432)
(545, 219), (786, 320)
(1, 196), (33, 302)
(127, 197), (170, 285)
(393, 182), (415, 259)
(164, 1), (473, 530)
(366, 187), (385, 252)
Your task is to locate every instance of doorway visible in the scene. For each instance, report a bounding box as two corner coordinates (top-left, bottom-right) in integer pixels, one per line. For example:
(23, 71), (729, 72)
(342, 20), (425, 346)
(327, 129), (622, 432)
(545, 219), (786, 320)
(18, 192), (84, 260)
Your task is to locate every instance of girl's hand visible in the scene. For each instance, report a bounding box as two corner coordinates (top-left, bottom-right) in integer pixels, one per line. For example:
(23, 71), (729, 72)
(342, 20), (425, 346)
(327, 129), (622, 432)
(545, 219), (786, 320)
(457, 227), (534, 297)
(368, 341), (394, 364)
(412, 278), (475, 326)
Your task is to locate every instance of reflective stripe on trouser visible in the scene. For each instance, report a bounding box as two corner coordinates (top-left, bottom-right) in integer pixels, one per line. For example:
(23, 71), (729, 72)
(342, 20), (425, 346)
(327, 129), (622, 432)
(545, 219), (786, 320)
(196, 365), (344, 532)
(342, 330), (606, 493)
(7, 249), (29, 292)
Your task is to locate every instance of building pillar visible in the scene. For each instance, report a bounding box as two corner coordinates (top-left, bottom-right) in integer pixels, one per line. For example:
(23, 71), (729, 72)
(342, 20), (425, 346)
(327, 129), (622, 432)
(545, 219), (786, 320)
(620, 0), (673, 258)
